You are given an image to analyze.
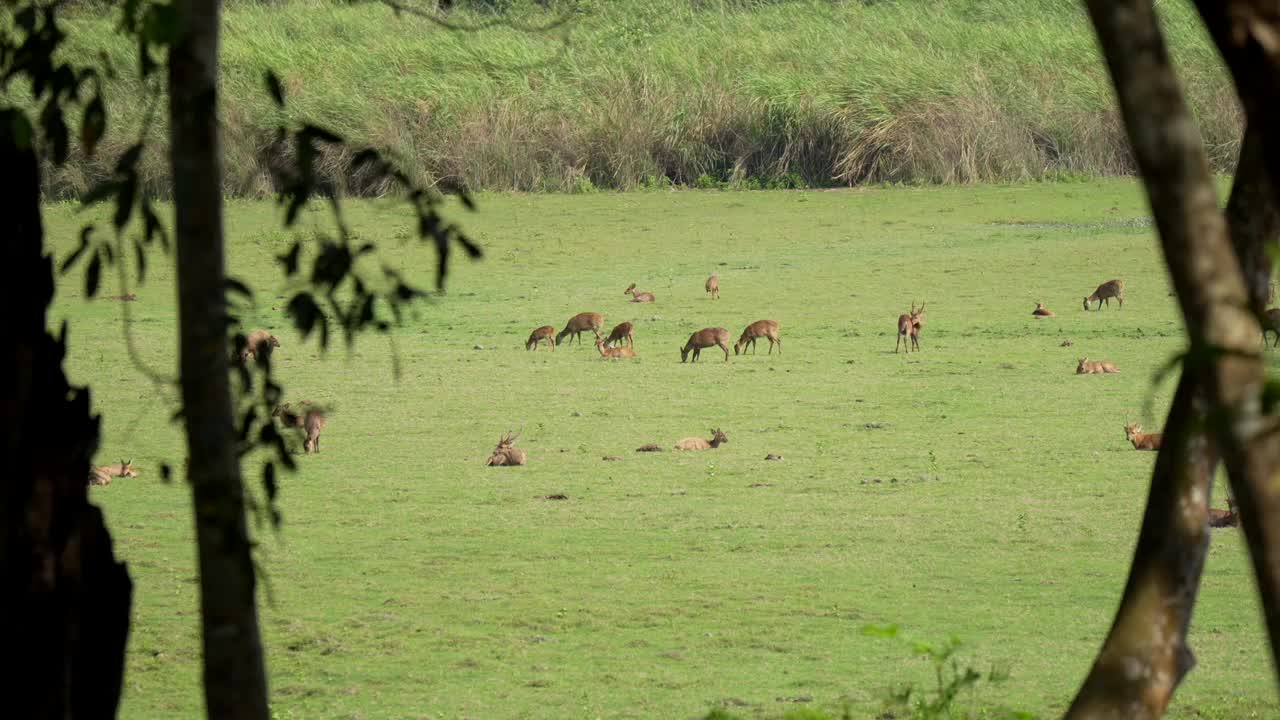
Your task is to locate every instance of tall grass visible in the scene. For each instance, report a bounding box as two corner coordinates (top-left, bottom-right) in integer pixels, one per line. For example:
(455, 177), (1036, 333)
(45, 0), (1240, 197)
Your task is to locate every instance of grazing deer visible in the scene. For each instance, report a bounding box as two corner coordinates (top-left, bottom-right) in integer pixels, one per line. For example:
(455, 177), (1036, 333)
(734, 320), (782, 355)
(1032, 302), (1055, 318)
(485, 430), (527, 466)
(1124, 423), (1162, 450)
(604, 321), (635, 348)
(705, 273), (720, 300)
(1262, 308), (1280, 348)
(675, 428), (729, 450)
(273, 402), (327, 454)
(556, 312), (604, 346)
(895, 301), (925, 353)
(681, 327), (731, 362)
(88, 459), (138, 486)
(1077, 357), (1120, 374)
(596, 337), (637, 359)
(1083, 279), (1124, 310)
(526, 325), (556, 351)
(1208, 496), (1239, 528)
(624, 283), (656, 303)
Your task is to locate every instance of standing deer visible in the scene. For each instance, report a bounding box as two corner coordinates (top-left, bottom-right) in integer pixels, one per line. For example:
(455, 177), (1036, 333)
(1077, 357), (1120, 374)
(734, 320), (781, 355)
(675, 428), (729, 450)
(1032, 302), (1055, 318)
(1262, 307), (1280, 348)
(706, 273), (720, 300)
(526, 325), (556, 351)
(485, 430), (527, 466)
(596, 338), (637, 359)
(88, 459), (138, 486)
(1124, 422), (1162, 450)
(604, 321), (635, 348)
(556, 312), (604, 346)
(681, 327), (731, 362)
(1209, 496), (1239, 528)
(895, 301), (925, 353)
(240, 329), (281, 363)
(1083, 279), (1124, 310)
(624, 283), (656, 303)
(274, 402), (327, 454)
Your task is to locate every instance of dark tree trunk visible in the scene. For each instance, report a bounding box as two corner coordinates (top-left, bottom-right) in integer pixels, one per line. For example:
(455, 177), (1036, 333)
(169, 0), (270, 715)
(1224, 123), (1278, 314)
(1, 117), (132, 717)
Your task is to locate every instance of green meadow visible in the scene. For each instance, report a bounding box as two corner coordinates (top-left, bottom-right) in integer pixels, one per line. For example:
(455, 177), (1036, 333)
(46, 181), (1274, 719)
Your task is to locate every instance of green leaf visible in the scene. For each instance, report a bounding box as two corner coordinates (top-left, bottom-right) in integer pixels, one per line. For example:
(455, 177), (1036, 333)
(134, 234), (147, 282)
(116, 143), (143, 172)
(81, 95), (106, 157)
(85, 253), (101, 298)
(60, 227), (94, 274)
(113, 175), (136, 231)
(265, 71), (285, 107)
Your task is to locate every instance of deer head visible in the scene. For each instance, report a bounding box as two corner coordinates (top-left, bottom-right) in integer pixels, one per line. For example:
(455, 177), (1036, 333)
(711, 428), (728, 446)
(625, 283), (637, 295)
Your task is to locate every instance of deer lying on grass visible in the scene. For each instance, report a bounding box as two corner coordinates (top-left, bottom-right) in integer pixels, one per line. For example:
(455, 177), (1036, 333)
(89, 459), (138, 486)
(1032, 302), (1055, 318)
(604, 321), (635, 348)
(274, 402), (327, 454)
(675, 428), (728, 450)
(556, 312), (604, 346)
(1263, 308), (1280, 348)
(526, 325), (556, 351)
(706, 273), (720, 300)
(735, 320), (781, 355)
(1124, 423), (1162, 450)
(1083, 279), (1124, 310)
(625, 283), (656, 303)
(896, 301), (925, 353)
(485, 430), (527, 466)
(596, 338), (637, 359)
(1077, 358), (1120, 374)
(681, 327), (731, 362)
(1209, 496), (1239, 528)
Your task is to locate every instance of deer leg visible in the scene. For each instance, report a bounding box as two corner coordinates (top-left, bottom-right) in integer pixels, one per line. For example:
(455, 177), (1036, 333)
(775, 336), (781, 354)
(895, 332), (901, 353)
(720, 342), (730, 361)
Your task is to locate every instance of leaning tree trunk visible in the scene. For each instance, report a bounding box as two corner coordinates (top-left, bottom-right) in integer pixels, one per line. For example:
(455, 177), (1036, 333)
(0, 115), (132, 717)
(169, 0), (270, 716)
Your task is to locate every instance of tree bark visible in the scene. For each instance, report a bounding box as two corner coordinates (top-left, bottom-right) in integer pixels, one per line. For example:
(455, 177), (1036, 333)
(1224, 122), (1279, 314)
(169, 0), (271, 715)
(1, 116), (132, 718)
(1064, 372), (1215, 719)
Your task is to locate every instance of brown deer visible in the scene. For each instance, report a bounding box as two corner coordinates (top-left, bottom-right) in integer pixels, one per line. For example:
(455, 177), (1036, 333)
(1032, 302), (1055, 318)
(1209, 496), (1239, 528)
(1262, 308), (1280, 348)
(526, 325), (556, 351)
(604, 321), (635, 348)
(624, 283), (656, 303)
(681, 327), (731, 362)
(274, 402), (326, 454)
(485, 430), (527, 466)
(675, 428), (729, 450)
(556, 312), (604, 346)
(1124, 422), (1162, 450)
(240, 329), (281, 363)
(1083, 279), (1124, 310)
(705, 273), (720, 300)
(596, 338), (637, 359)
(895, 301), (925, 353)
(1077, 357), (1120, 374)
(88, 459), (138, 486)
(734, 320), (781, 355)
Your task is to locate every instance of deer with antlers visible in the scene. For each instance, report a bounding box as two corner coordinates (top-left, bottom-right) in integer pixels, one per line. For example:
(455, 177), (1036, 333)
(485, 430), (527, 466)
(88, 459), (138, 486)
(624, 283), (655, 303)
(896, 301), (925, 353)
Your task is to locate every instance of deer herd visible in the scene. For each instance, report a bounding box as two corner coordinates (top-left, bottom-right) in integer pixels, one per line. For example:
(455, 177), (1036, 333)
(89, 271), (1268, 526)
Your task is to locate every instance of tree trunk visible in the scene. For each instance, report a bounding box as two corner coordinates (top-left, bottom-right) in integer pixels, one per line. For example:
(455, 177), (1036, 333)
(1, 115), (132, 718)
(1064, 372), (1215, 719)
(168, 0), (271, 715)
(1224, 122), (1278, 314)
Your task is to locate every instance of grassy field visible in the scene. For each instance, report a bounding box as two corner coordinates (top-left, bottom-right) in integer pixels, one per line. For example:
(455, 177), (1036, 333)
(47, 180), (1274, 719)
(46, 0), (1238, 197)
